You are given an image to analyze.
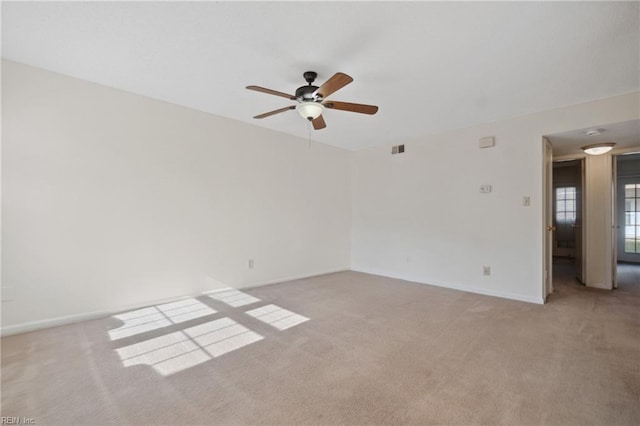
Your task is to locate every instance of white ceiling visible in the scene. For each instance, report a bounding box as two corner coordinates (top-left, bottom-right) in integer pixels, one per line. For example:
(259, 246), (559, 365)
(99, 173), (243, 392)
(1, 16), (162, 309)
(2, 1), (639, 150)
(548, 119), (640, 157)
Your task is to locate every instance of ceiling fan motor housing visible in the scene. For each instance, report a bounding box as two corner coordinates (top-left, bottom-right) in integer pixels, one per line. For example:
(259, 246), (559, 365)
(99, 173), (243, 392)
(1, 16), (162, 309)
(303, 71), (317, 84)
(295, 85), (320, 101)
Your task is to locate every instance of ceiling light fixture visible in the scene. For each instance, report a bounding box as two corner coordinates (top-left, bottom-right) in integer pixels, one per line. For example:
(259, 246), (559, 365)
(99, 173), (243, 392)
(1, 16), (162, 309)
(297, 101), (324, 120)
(581, 142), (616, 155)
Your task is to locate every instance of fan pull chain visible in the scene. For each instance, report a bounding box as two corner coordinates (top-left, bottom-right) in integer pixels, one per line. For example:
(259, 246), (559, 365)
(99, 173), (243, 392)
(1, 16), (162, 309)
(308, 120), (312, 148)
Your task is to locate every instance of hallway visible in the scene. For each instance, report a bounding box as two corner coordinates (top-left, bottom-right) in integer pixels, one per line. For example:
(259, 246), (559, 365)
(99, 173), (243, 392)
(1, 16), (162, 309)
(551, 257), (640, 301)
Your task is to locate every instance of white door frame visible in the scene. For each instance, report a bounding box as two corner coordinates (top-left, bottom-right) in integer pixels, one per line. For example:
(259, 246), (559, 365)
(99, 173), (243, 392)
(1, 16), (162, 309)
(543, 137), (554, 301)
(574, 158), (586, 284)
(612, 156), (618, 289)
(543, 141), (590, 299)
(613, 150), (640, 288)
(544, 145), (638, 296)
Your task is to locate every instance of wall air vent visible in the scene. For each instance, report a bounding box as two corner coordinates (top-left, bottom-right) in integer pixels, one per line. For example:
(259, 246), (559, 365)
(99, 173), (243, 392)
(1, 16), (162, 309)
(391, 144), (405, 155)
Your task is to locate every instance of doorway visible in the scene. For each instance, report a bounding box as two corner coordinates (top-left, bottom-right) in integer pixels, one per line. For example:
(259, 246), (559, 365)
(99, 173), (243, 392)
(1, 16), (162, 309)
(543, 119), (640, 297)
(615, 153), (640, 288)
(553, 159), (585, 285)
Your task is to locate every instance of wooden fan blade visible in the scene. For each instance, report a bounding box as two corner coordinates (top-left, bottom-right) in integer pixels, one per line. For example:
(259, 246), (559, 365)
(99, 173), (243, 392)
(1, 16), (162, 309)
(324, 101), (378, 115)
(246, 85), (297, 100)
(312, 114), (326, 130)
(253, 105), (296, 119)
(316, 73), (353, 98)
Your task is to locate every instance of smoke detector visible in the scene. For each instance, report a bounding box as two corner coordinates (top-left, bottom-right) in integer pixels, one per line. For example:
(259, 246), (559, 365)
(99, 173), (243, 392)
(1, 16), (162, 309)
(585, 128), (605, 136)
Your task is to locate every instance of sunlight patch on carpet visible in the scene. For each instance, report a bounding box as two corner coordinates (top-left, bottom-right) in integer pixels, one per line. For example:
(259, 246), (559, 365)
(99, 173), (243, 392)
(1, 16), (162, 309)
(115, 318), (263, 375)
(109, 298), (217, 340)
(185, 317), (263, 357)
(245, 304), (309, 330)
(206, 288), (261, 307)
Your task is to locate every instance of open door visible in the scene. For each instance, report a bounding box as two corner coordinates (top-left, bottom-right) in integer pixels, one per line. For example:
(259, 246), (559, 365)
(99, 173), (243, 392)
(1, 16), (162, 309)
(543, 137), (554, 299)
(574, 159), (585, 284)
(612, 157), (618, 289)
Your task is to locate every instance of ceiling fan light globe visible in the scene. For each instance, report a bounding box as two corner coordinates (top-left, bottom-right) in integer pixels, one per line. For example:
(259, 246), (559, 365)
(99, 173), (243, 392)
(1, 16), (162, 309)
(297, 102), (324, 120)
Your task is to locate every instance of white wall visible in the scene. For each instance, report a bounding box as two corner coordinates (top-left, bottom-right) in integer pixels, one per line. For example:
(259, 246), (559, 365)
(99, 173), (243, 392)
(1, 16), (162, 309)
(351, 92), (639, 303)
(3, 60), (639, 336)
(1, 61), (352, 333)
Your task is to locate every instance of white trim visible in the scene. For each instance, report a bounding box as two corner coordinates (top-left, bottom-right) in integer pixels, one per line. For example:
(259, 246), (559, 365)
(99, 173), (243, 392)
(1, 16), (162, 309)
(586, 281), (611, 290)
(1, 265), (539, 336)
(612, 146), (640, 156)
(1, 267), (350, 337)
(350, 266), (545, 305)
(553, 146), (640, 162)
(0, 293), (196, 337)
(243, 267), (350, 289)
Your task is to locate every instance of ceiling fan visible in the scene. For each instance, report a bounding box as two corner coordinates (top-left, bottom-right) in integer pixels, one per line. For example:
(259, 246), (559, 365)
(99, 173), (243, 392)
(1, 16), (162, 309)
(246, 71), (378, 130)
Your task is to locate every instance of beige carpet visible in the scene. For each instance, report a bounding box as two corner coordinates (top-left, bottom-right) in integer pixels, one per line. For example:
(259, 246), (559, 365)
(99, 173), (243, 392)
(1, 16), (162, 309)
(2, 267), (639, 425)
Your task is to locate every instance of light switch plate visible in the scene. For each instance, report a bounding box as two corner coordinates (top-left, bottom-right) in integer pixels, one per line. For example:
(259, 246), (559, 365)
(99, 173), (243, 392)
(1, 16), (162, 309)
(480, 185), (492, 193)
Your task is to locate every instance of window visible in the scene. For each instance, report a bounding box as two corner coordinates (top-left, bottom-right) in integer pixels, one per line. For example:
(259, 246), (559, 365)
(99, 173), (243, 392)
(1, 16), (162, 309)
(624, 183), (640, 254)
(555, 187), (576, 224)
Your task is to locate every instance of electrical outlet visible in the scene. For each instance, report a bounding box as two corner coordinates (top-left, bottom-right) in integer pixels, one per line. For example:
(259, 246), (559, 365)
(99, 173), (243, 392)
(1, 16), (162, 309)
(483, 266), (491, 276)
(248, 259), (254, 269)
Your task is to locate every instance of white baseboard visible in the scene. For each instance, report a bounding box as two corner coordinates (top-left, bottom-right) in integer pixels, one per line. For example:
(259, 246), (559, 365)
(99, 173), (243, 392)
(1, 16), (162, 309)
(585, 281), (611, 290)
(1, 267), (351, 337)
(0, 293), (199, 337)
(244, 266), (350, 288)
(1, 266), (541, 336)
(350, 266), (545, 305)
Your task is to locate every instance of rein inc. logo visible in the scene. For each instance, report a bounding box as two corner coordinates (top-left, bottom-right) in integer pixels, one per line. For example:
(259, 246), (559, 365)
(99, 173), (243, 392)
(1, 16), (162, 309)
(1, 418), (35, 425)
